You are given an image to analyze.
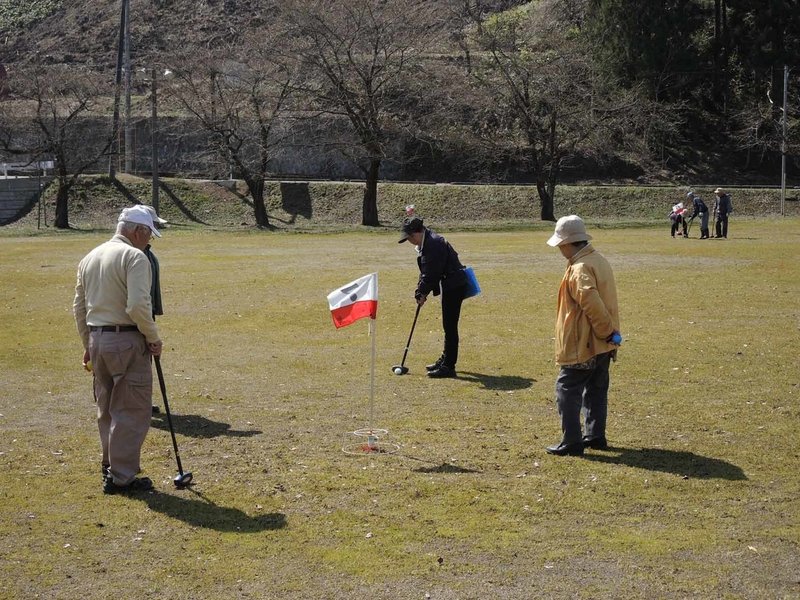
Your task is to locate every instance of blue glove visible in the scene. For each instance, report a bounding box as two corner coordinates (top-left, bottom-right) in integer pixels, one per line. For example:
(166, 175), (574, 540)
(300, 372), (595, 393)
(606, 331), (623, 345)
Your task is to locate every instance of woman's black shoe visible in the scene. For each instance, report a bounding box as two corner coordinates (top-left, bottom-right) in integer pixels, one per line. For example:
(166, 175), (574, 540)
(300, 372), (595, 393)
(426, 357), (445, 371)
(427, 365), (456, 378)
(545, 442), (584, 456)
(582, 436), (608, 450)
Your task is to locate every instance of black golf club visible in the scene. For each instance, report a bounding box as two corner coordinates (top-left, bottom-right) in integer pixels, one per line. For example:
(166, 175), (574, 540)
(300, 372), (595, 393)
(392, 303), (421, 375)
(154, 356), (193, 488)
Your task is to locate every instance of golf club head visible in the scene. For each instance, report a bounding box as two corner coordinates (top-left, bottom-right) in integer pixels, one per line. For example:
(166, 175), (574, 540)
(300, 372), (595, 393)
(392, 365), (409, 376)
(173, 471), (193, 488)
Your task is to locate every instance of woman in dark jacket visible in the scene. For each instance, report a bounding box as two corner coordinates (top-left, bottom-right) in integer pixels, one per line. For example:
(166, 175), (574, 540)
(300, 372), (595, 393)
(399, 217), (468, 378)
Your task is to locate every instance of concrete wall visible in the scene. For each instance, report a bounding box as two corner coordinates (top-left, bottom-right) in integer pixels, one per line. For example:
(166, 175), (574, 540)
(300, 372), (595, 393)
(0, 176), (50, 224)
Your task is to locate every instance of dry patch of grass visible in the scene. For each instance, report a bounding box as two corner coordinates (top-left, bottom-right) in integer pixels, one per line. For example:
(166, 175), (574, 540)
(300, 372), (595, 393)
(1, 219), (799, 598)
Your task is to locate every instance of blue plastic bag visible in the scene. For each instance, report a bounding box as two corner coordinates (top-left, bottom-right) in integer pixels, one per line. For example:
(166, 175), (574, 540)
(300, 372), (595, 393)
(464, 266), (481, 299)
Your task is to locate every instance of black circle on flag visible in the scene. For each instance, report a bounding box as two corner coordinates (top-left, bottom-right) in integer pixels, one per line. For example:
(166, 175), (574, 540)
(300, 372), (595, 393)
(350, 294), (358, 302)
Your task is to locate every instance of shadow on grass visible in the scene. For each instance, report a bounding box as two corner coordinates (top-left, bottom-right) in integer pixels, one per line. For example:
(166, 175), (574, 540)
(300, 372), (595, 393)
(399, 452), (483, 474)
(159, 181), (209, 225)
(139, 488), (286, 532)
(108, 177), (210, 225)
(109, 177), (139, 204)
(582, 446), (747, 480)
(458, 371), (535, 391)
(277, 181), (312, 224)
(151, 412), (262, 438)
(412, 462), (483, 474)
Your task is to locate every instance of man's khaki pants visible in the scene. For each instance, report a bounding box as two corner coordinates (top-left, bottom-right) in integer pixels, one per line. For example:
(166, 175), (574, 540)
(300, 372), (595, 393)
(89, 330), (152, 486)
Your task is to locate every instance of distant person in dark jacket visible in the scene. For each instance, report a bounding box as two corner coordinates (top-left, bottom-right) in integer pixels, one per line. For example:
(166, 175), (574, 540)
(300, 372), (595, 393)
(687, 191), (709, 239)
(137, 206), (167, 319)
(398, 216), (469, 378)
(713, 188), (732, 238)
(136, 205), (168, 414)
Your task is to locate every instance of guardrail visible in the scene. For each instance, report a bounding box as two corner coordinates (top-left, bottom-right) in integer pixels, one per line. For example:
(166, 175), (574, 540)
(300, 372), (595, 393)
(1, 160), (55, 176)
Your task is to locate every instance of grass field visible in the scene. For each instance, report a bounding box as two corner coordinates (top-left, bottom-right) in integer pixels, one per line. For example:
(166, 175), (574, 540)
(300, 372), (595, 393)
(1, 219), (799, 599)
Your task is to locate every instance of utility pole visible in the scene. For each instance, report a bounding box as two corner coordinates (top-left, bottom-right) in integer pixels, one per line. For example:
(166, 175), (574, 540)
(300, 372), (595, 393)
(151, 67), (159, 212)
(109, 0), (127, 178)
(780, 64), (788, 217)
(123, 0), (133, 173)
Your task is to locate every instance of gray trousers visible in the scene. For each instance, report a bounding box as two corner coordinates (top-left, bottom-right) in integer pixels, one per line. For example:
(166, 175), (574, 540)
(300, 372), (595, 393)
(555, 351), (612, 444)
(90, 330), (153, 485)
(698, 211), (709, 231)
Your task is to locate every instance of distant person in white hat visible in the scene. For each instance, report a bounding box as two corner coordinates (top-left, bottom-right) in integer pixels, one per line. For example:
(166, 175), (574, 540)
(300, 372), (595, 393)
(712, 187), (733, 238)
(544, 215), (621, 456)
(73, 204), (163, 493)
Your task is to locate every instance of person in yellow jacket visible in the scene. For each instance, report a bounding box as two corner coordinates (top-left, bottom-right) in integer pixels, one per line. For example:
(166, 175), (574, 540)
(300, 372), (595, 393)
(545, 215), (621, 456)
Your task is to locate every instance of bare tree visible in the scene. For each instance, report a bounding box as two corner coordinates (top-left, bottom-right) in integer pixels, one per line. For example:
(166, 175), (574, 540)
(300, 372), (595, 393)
(734, 79), (799, 172)
(457, 0), (653, 220)
(168, 34), (300, 228)
(0, 65), (114, 229)
(280, 0), (440, 226)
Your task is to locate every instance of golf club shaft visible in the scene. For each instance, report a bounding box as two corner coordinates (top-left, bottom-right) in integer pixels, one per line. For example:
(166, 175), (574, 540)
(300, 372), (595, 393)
(399, 303), (421, 367)
(154, 356), (185, 475)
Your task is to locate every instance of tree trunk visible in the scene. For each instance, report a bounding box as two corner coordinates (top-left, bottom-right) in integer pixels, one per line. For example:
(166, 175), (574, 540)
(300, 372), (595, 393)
(248, 178), (270, 228)
(54, 179), (70, 229)
(721, 0), (729, 111)
(362, 158), (380, 226)
(713, 0), (722, 103)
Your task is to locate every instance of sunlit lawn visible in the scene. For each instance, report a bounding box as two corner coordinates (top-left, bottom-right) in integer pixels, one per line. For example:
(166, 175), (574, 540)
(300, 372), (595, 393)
(1, 219), (798, 599)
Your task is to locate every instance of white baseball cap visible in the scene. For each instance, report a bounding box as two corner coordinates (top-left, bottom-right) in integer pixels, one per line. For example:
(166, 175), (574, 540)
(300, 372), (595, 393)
(118, 205), (162, 237)
(141, 204), (168, 225)
(546, 215), (592, 247)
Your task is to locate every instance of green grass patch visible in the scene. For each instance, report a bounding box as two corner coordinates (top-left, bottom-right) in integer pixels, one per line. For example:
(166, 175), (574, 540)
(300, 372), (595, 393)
(6, 175), (800, 236)
(1, 220), (799, 598)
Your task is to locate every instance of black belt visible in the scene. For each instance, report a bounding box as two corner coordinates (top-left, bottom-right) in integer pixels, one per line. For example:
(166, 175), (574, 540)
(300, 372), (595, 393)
(89, 325), (139, 333)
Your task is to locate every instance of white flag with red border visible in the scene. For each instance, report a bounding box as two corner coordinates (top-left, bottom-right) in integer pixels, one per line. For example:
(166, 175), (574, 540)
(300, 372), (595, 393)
(327, 273), (378, 329)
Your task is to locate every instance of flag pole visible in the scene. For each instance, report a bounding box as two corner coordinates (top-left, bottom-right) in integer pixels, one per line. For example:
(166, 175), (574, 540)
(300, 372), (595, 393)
(368, 317), (376, 430)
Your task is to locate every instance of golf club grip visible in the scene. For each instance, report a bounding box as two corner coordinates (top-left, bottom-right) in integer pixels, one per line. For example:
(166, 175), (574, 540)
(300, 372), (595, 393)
(154, 356), (184, 473)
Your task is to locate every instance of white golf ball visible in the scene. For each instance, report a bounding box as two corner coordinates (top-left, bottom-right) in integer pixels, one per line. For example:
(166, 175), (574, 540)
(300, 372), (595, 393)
(394, 367), (402, 375)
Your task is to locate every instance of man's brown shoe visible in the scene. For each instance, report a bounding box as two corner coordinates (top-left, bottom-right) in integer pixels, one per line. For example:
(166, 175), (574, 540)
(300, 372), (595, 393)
(103, 476), (154, 495)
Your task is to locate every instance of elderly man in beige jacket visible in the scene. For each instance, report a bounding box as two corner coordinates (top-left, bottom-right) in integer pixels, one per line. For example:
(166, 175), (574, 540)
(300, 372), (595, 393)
(74, 205), (163, 493)
(545, 215), (621, 457)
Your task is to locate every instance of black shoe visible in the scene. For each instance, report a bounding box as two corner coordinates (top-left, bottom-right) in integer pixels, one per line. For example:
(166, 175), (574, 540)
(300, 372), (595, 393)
(152, 405), (160, 414)
(103, 476), (154, 495)
(102, 464), (110, 482)
(426, 357), (444, 372)
(545, 442), (584, 456)
(582, 436), (609, 450)
(427, 365), (456, 378)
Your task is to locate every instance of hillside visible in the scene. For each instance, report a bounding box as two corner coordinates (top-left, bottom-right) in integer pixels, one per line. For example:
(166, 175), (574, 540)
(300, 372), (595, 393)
(0, 0), (281, 68)
(4, 175), (797, 233)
